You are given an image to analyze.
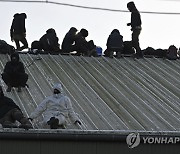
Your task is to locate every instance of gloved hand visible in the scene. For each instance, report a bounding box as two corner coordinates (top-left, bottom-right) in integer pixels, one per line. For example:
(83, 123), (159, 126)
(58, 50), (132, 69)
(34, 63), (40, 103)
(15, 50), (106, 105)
(127, 23), (131, 26)
(74, 120), (81, 125)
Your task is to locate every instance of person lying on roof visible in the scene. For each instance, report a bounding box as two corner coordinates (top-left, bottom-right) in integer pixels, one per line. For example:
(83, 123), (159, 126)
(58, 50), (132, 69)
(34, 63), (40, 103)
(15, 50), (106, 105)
(29, 83), (81, 129)
(0, 86), (33, 129)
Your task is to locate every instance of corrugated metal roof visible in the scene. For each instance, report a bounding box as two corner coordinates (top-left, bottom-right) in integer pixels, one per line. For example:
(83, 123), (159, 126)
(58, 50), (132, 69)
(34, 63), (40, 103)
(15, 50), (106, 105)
(0, 54), (180, 131)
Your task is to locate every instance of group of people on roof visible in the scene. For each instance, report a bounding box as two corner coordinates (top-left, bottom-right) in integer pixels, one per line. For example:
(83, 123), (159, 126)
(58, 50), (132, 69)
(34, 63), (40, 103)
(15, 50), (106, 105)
(0, 52), (81, 129)
(0, 82), (81, 130)
(0, 1), (179, 131)
(31, 27), (98, 57)
(0, 49), (81, 130)
(0, 1), (179, 60)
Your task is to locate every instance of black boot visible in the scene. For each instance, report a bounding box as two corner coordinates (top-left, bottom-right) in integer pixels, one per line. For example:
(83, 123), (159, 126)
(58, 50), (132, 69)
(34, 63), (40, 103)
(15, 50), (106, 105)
(47, 117), (59, 129)
(19, 118), (33, 130)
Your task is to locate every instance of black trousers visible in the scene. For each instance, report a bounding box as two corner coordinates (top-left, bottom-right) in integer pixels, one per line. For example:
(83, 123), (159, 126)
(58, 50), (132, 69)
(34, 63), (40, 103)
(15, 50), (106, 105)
(132, 29), (143, 57)
(13, 34), (28, 51)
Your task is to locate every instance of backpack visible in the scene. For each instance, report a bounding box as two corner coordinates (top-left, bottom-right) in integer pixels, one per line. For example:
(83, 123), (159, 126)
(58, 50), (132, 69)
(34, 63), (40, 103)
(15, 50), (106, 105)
(122, 41), (135, 54)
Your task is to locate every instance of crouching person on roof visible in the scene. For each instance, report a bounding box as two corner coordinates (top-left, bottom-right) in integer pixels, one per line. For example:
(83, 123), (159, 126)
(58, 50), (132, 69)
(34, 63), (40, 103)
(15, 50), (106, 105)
(166, 45), (179, 60)
(39, 28), (61, 54)
(2, 52), (28, 92)
(104, 29), (124, 58)
(75, 28), (97, 57)
(29, 83), (81, 129)
(0, 86), (33, 129)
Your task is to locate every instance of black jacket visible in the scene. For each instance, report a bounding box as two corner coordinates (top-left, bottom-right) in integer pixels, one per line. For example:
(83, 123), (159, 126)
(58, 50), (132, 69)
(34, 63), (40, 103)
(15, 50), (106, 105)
(4, 61), (25, 75)
(0, 96), (20, 119)
(10, 13), (26, 38)
(62, 32), (76, 50)
(131, 10), (141, 30)
(4, 53), (25, 75)
(107, 32), (123, 48)
(39, 31), (59, 51)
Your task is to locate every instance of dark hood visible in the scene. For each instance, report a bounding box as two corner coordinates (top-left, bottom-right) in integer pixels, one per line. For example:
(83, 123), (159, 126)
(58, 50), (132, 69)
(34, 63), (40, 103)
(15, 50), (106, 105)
(10, 52), (19, 62)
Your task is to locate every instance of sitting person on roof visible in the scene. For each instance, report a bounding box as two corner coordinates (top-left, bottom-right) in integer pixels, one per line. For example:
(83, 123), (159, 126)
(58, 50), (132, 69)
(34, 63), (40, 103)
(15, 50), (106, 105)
(2, 52), (28, 92)
(104, 29), (124, 58)
(39, 28), (61, 54)
(61, 27), (78, 53)
(166, 45), (179, 60)
(29, 83), (81, 129)
(75, 28), (97, 56)
(0, 86), (32, 129)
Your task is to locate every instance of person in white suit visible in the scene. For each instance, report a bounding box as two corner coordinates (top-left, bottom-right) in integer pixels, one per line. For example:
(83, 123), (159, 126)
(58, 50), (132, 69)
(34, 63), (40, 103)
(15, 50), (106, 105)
(29, 83), (81, 129)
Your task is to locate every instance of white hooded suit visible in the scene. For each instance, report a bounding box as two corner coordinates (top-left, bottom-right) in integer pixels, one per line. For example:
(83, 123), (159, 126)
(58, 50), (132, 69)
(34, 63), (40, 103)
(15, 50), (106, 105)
(30, 83), (79, 126)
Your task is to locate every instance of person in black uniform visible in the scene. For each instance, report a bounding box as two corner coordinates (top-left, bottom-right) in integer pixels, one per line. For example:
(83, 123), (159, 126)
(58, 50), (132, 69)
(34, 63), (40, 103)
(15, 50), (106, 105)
(104, 29), (124, 58)
(39, 28), (61, 53)
(75, 28), (97, 56)
(61, 27), (77, 53)
(10, 13), (28, 51)
(127, 1), (143, 58)
(2, 52), (28, 92)
(0, 86), (32, 129)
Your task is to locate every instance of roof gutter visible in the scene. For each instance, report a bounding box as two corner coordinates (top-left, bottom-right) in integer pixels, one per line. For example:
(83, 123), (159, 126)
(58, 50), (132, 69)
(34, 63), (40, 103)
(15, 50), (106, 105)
(0, 129), (180, 142)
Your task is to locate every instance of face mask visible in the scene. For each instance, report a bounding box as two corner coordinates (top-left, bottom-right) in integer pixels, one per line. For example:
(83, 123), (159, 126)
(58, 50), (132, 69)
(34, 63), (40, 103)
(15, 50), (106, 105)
(54, 90), (60, 94)
(53, 89), (61, 98)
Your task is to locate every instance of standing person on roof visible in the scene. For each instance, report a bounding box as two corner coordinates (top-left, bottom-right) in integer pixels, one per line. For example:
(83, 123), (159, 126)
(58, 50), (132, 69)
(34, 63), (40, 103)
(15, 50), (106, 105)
(0, 86), (32, 129)
(29, 83), (81, 129)
(127, 1), (143, 58)
(1, 52), (28, 92)
(10, 13), (28, 51)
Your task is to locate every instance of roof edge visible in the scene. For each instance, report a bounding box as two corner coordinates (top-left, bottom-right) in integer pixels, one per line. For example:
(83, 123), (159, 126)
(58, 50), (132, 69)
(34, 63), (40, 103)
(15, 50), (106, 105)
(1, 129), (180, 141)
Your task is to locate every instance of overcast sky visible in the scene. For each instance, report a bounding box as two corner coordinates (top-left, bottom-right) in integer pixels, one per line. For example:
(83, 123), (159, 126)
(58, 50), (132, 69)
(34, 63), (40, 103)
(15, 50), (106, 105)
(0, 0), (180, 51)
